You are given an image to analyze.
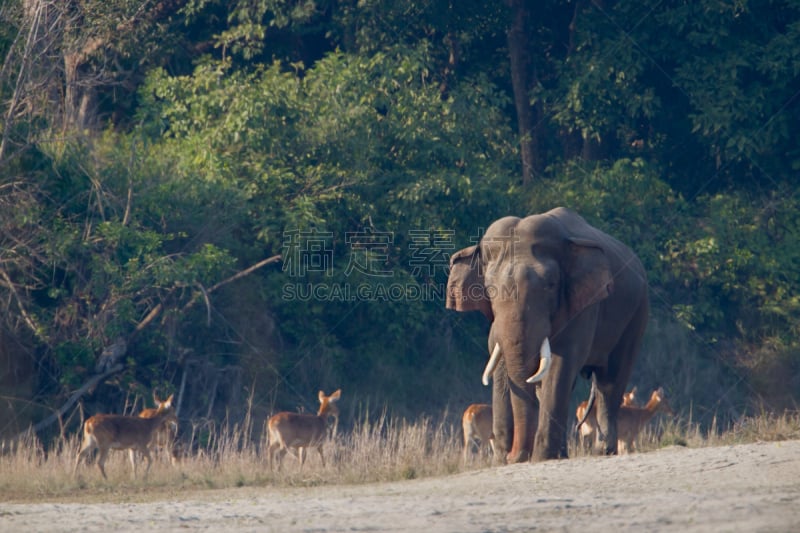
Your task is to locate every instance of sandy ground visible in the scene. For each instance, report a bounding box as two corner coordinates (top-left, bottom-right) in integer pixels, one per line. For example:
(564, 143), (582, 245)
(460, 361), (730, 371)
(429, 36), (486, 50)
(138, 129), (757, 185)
(2, 439), (799, 532)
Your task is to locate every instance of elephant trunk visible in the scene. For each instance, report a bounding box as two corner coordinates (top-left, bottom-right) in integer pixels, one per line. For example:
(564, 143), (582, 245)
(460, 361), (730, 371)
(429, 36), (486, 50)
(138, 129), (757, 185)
(507, 381), (536, 463)
(487, 337), (551, 463)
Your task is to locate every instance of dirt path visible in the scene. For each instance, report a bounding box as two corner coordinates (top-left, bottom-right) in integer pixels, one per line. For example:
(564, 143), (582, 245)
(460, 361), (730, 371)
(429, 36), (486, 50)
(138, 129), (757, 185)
(2, 440), (799, 532)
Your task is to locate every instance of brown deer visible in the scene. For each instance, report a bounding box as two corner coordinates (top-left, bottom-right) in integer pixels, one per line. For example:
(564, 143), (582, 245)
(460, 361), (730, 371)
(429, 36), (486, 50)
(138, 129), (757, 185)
(462, 403), (494, 464)
(133, 392), (180, 466)
(623, 387), (638, 408)
(616, 387), (673, 453)
(74, 394), (176, 479)
(266, 389), (341, 469)
(575, 386), (638, 450)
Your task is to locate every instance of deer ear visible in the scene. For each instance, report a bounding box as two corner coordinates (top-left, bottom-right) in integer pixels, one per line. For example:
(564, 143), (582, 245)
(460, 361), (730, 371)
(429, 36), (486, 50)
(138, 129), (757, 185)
(330, 389), (342, 401)
(318, 390), (325, 403)
(446, 245), (493, 321)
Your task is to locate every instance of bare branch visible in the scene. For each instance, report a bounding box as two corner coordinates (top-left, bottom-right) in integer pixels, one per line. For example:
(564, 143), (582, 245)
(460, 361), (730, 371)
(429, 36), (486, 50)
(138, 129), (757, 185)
(134, 254), (282, 333)
(0, 268), (42, 338)
(207, 254), (283, 293)
(0, 0), (45, 160)
(134, 302), (164, 333)
(12, 363), (124, 441)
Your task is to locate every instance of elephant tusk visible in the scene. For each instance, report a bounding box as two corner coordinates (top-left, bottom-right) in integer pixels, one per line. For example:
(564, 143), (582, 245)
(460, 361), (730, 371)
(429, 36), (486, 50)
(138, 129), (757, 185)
(482, 343), (502, 386)
(526, 337), (552, 384)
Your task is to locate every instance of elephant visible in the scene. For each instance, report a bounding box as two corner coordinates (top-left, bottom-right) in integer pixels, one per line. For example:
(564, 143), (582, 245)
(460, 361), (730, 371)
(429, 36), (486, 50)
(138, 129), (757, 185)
(446, 207), (648, 462)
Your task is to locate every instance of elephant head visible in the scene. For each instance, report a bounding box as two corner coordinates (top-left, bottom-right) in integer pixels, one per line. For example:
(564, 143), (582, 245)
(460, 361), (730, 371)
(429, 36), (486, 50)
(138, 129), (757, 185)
(447, 208), (648, 462)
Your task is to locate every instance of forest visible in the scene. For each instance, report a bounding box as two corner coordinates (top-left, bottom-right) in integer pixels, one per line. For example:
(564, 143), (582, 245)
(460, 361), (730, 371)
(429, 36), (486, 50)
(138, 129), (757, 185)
(1, 0), (798, 445)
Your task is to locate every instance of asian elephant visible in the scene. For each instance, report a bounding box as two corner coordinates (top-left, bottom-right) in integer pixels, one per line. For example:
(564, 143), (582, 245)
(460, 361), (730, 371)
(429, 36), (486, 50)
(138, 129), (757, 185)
(447, 207), (648, 462)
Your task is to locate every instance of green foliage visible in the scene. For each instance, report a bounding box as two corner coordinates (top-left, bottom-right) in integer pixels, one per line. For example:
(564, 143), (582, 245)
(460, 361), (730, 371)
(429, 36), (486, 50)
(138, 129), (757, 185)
(39, 41), (517, 412)
(0, 134), (240, 393)
(546, 8), (660, 150)
(531, 158), (800, 347)
(138, 46), (515, 240)
(1, 0), (799, 429)
(663, 189), (800, 341)
(54, 339), (98, 388)
(664, 1), (800, 173)
(528, 159), (686, 284)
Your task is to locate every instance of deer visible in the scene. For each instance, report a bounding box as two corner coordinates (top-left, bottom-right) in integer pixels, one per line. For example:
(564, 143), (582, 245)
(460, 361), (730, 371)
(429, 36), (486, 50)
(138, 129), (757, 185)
(623, 387), (638, 408)
(132, 392), (180, 467)
(616, 387), (673, 453)
(462, 403), (494, 464)
(74, 393), (176, 479)
(266, 389), (341, 469)
(575, 386), (638, 451)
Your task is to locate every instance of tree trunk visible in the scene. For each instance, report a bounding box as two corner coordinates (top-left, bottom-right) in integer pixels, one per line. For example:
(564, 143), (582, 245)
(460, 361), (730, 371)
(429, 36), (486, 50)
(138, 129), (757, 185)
(506, 0), (542, 185)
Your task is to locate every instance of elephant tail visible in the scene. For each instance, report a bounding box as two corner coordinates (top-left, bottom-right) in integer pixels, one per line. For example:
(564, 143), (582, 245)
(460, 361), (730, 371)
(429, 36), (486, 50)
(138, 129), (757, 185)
(575, 374), (598, 433)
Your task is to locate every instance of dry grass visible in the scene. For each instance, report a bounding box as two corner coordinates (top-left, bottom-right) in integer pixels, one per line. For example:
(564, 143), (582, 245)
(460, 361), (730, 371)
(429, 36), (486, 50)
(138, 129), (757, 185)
(2, 409), (798, 503)
(571, 409), (800, 457)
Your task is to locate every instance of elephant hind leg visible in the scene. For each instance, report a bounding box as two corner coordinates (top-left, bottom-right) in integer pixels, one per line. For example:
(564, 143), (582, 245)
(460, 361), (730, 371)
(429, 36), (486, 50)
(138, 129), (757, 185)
(589, 380), (619, 455)
(595, 296), (648, 455)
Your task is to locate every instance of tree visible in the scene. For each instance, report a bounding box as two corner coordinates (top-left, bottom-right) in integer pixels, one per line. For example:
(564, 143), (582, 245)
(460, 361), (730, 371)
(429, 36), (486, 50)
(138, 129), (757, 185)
(0, 0), (188, 160)
(505, 0), (541, 184)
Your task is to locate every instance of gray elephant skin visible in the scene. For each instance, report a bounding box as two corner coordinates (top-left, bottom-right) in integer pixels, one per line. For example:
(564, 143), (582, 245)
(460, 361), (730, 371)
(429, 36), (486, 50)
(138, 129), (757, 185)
(446, 207), (649, 462)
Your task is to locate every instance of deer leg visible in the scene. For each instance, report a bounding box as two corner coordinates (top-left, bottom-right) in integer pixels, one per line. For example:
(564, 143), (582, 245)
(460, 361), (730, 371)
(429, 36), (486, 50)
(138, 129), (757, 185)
(274, 447), (287, 470)
(169, 441), (180, 466)
(167, 426), (180, 466)
(141, 446), (153, 478)
(317, 445), (325, 468)
(288, 447), (302, 462)
(267, 442), (278, 470)
(97, 448), (109, 480)
(74, 437), (93, 475)
(128, 449), (138, 477)
(581, 429), (592, 451)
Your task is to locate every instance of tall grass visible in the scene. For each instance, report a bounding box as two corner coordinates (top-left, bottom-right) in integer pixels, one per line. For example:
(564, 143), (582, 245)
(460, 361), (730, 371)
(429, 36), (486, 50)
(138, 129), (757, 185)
(2, 408), (798, 503)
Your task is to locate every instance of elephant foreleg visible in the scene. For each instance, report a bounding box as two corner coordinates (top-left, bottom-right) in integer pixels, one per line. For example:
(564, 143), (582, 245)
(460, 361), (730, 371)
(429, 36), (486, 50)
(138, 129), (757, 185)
(491, 357), (514, 464)
(532, 355), (578, 461)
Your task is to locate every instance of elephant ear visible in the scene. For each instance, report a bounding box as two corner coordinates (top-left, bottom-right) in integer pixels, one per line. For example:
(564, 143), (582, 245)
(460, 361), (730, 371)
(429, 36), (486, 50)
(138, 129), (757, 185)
(564, 237), (614, 317)
(446, 245), (493, 321)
